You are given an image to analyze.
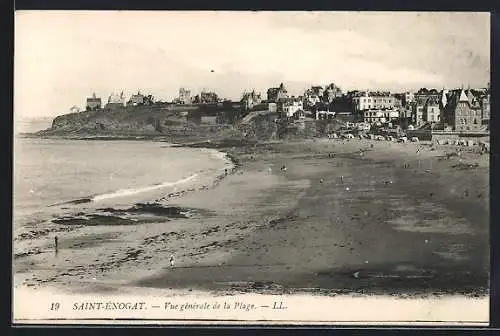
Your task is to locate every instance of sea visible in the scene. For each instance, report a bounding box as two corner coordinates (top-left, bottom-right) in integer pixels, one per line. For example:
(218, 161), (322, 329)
(13, 118), (233, 241)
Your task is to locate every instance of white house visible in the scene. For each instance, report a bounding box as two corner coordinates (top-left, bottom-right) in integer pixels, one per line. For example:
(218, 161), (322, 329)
(306, 94), (321, 107)
(268, 103), (277, 113)
(363, 109), (399, 124)
(283, 101), (303, 118)
(353, 92), (372, 112)
(106, 91), (125, 108)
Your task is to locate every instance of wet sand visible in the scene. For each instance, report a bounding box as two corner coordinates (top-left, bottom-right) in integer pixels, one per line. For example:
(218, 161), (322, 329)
(14, 138), (489, 297)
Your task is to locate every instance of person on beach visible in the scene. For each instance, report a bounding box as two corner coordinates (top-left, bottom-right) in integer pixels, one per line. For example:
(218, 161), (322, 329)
(54, 236), (58, 253)
(170, 255), (175, 268)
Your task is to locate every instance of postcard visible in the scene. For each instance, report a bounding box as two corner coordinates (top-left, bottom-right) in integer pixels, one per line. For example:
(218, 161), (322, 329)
(13, 11), (490, 325)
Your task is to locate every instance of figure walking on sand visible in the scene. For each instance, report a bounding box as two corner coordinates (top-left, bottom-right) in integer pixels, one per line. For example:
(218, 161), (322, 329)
(170, 254), (175, 268)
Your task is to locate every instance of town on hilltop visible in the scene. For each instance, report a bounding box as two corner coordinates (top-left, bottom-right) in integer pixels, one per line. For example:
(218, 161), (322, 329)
(72, 81), (490, 143)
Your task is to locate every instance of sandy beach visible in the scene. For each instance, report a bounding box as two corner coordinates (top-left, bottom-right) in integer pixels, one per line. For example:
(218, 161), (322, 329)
(13, 138), (489, 297)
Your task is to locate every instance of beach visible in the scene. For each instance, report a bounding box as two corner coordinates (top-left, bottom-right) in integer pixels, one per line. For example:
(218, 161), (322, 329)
(13, 137), (489, 297)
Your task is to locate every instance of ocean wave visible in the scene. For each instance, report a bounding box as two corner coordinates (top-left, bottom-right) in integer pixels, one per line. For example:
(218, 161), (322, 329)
(51, 173), (199, 206)
(92, 173), (199, 202)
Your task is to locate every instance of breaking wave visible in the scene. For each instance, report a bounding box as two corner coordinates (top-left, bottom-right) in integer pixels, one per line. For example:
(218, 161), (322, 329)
(52, 173), (199, 206)
(92, 173), (199, 202)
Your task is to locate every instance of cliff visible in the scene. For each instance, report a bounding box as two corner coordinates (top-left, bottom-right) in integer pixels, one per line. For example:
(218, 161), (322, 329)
(34, 105), (346, 143)
(41, 105), (194, 135)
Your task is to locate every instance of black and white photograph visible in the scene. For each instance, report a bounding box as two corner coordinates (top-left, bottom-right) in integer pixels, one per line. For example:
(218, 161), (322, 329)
(13, 11), (490, 325)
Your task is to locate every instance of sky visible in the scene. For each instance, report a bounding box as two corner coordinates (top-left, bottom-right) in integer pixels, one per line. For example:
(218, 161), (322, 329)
(14, 11), (490, 118)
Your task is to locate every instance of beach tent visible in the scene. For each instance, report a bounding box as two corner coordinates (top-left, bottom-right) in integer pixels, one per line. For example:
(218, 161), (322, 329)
(398, 137), (408, 143)
(411, 137), (419, 142)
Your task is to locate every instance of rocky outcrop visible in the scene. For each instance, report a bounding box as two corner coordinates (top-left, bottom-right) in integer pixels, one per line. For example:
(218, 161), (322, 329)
(35, 105), (347, 142)
(38, 106), (200, 137)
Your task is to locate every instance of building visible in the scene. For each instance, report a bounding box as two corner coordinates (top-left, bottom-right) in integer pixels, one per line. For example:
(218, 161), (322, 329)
(443, 89), (483, 132)
(267, 83), (288, 102)
(403, 92), (415, 106)
(199, 91), (218, 104)
(352, 92), (372, 113)
(412, 89), (441, 126)
(424, 96), (441, 123)
(304, 93), (321, 108)
(401, 103), (413, 120)
(106, 92), (125, 109)
(370, 92), (395, 110)
(282, 99), (303, 118)
(293, 110), (306, 120)
(352, 91), (393, 116)
(480, 94), (490, 121)
(268, 103), (277, 113)
(178, 88), (192, 104)
(413, 96), (426, 126)
(241, 90), (262, 110)
(127, 91), (145, 106)
(393, 96), (403, 109)
(310, 86), (324, 98)
(86, 92), (102, 111)
(323, 83), (343, 102)
(352, 91), (394, 112)
(363, 109), (399, 124)
(303, 84), (332, 108)
(201, 116), (217, 125)
(315, 102), (336, 120)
